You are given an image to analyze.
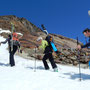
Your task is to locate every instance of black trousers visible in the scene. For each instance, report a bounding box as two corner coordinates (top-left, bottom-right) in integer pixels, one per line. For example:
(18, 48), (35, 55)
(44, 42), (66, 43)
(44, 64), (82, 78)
(9, 45), (18, 66)
(42, 53), (57, 69)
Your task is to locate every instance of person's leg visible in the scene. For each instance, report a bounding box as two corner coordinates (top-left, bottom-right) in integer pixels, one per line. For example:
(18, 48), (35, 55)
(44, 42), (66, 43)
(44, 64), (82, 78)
(13, 45), (18, 55)
(10, 46), (18, 67)
(49, 53), (57, 69)
(42, 54), (49, 70)
(10, 51), (15, 67)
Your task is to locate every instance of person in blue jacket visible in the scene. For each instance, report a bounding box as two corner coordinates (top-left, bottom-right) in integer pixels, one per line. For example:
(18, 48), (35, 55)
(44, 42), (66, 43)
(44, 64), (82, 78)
(77, 28), (90, 69)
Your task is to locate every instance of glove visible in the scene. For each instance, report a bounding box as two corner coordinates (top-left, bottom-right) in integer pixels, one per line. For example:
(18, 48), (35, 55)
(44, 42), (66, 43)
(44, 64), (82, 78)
(36, 45), (39, 48)
(55, 51), (62, 57)
(20, 50), (22, 53)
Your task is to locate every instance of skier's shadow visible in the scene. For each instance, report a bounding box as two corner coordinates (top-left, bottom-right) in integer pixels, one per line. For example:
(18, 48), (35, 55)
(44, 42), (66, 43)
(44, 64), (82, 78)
(63, 72), (90, 81)
(0, 62), (9, 67)
(37, 66), (45, 70)
(26, 66), (45, 70)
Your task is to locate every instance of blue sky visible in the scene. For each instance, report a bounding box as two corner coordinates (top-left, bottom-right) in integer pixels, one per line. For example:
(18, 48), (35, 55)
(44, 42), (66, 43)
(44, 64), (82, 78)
(0, 0), (90, 44)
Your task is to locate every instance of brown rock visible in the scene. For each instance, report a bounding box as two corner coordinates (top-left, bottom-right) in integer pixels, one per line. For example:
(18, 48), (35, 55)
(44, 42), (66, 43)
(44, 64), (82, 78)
(37, 55), (43, 60)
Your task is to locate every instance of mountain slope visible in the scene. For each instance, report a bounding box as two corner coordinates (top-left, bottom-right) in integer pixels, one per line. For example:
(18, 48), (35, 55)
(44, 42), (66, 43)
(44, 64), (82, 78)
(0, 36), (90, 90)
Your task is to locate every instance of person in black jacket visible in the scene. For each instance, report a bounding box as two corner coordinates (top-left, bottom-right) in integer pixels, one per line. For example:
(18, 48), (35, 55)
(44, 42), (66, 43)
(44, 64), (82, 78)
(77, 28), (90, 49)
(0, 35), (18, 67)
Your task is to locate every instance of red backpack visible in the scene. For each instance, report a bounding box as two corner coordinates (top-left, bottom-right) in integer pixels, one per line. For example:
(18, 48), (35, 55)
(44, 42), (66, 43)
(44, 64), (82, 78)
(11, 32), (20, 46)
(12, 32), (19, 41)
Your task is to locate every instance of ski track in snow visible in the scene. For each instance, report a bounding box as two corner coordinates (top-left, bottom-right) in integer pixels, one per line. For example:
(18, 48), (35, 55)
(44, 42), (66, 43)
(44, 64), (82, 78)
(0, 36), (90, 90)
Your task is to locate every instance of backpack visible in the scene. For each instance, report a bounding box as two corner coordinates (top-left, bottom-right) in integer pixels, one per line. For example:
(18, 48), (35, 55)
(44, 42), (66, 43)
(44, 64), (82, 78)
(12, 32), (19, 41)
(45, 35), (54, 45)
(45, 35), (57, 52)
(11, 32), (20, 46)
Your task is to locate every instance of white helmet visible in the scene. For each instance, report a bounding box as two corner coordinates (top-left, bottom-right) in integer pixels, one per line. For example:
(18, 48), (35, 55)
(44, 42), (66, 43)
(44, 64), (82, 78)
(37, 37), (43, 41)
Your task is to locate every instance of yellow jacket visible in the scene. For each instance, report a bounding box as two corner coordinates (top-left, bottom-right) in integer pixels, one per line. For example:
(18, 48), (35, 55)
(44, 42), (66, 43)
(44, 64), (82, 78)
(39, 40), (49, 51)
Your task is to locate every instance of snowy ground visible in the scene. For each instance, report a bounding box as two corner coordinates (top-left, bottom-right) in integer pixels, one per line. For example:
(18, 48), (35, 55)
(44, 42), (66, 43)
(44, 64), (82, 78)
(0, 36), (90, 90)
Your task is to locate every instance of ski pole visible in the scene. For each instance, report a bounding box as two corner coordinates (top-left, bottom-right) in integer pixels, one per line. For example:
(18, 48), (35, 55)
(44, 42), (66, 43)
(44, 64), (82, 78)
(88, 60), (90, 69)
(34, 47), (37, 72)
(77, 37), (81, 81)
(11, 22), (14, 52)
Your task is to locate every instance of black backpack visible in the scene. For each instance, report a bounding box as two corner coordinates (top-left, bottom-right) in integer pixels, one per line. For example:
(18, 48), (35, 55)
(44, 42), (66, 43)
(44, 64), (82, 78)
(45, 35), (54, 44)
(45, 35), (51, 45)
(44, 35), (53, 53)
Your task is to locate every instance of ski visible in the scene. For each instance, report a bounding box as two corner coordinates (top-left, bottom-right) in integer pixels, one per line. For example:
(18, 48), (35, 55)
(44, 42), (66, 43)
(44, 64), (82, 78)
(11, 22), (15, 52)
(50, 42), (58, 52)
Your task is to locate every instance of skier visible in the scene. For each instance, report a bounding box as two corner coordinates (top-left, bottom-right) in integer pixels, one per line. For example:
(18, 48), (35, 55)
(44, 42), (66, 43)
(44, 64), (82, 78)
(0, 31), (22, 67)
(77, 28), (90, 69)
(37, 36), (58, 72)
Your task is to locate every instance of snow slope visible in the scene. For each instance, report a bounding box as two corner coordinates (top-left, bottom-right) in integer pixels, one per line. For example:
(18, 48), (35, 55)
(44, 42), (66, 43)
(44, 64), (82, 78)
(0, 36), (90, 90)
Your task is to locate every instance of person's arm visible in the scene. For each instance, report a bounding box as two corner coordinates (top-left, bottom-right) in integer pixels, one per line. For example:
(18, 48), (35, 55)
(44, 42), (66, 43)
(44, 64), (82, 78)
(1, 38), (8, 44)
(18, 35), (23, 40)
(81, 42), (90, 48)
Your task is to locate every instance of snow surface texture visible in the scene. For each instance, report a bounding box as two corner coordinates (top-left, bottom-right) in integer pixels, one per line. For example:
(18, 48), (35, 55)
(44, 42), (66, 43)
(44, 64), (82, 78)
(0, 33), (90, 90)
